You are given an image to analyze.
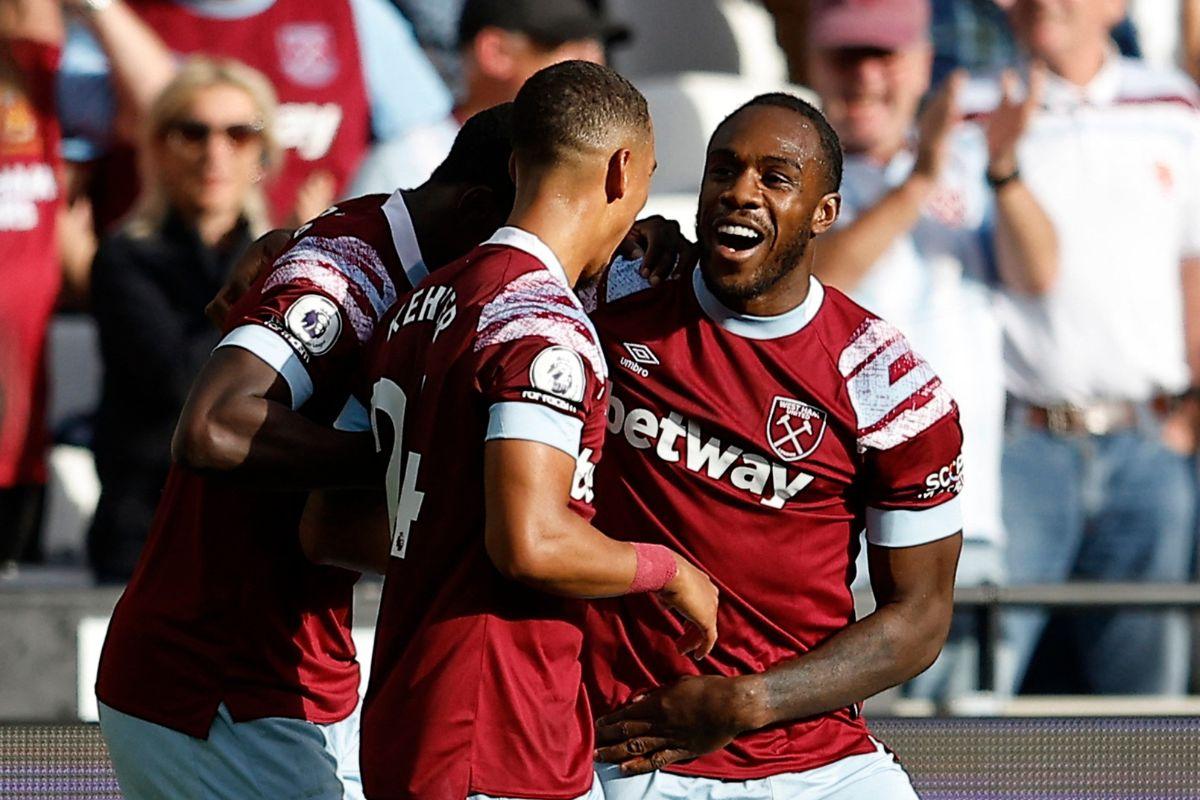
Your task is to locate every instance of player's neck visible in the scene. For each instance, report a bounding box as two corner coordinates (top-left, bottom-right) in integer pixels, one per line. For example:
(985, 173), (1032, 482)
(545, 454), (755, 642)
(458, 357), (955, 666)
(506, 195), (604, 288)
(713, 259), (814, 318)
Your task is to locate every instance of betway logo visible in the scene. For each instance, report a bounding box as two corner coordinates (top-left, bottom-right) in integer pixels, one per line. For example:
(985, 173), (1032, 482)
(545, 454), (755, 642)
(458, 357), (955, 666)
(607, 395), (814, 508)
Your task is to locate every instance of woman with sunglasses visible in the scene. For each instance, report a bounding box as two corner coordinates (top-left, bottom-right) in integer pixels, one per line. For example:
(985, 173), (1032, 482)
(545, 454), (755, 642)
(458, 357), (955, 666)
(88, 56), (280, 583)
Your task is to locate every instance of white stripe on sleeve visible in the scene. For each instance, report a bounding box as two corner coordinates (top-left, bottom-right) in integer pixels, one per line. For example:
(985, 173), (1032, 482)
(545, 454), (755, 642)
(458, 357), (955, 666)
(216, 324), (314, 410)
(866, 497), (963, 548)
(485, 401), (583, 458)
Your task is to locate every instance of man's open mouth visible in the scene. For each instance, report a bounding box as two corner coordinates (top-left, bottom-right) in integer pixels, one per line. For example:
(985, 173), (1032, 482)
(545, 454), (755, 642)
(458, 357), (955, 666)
(714, 222), (766, 252)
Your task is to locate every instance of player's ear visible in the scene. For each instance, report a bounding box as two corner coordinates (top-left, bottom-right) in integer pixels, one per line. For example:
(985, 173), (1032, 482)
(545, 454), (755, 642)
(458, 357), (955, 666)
(457, 185), (503, 231)
(605, 148), (632, 204)
(472, 28), (516, 79)
(810, 192), (841, 236)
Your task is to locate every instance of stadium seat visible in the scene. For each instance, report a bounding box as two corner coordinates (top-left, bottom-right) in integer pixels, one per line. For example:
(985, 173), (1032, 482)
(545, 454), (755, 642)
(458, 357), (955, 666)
(609, 0), (788, 83)
(636, 72), (820, 197)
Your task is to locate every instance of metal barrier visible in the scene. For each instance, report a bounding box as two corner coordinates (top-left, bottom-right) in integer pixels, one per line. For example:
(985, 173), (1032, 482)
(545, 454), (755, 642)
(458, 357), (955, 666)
(3, 718), (1200, 799)
(952, 583), (1200, 692)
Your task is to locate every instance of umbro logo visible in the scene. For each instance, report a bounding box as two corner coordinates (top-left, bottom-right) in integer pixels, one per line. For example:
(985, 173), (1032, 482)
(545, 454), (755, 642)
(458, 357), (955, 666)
(624, 342), (659, 365)
(619, 342), (659, 378)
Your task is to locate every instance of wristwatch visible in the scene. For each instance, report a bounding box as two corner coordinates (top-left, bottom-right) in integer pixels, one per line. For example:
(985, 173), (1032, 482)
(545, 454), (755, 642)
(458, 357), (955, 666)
(986, 167), (1021, 189)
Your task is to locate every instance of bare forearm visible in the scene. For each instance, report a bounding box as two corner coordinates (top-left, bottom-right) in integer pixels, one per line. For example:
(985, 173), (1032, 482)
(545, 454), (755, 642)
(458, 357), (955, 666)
(813, 176), (931, 291)
(80, 1), (176, 124)
(174, 395), (376, 490)
(736, 601), (950, 730)
(1181, 258), (1200, 382)
(993, 180), (1059, 295)
(490, 512), (640, 598)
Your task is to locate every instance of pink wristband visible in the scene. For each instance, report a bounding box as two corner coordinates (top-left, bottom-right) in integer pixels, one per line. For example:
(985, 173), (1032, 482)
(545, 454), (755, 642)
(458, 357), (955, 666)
(628, 542), (678, 593)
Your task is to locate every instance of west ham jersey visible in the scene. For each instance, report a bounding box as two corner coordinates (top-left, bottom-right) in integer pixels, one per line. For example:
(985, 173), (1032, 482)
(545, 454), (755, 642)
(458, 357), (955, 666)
(359, 227), (608, 800)
(583, 261), (964, 778)
(96, 192), (424, 737)
(92, 0), (371, 227)
(0, 39), (61, 486)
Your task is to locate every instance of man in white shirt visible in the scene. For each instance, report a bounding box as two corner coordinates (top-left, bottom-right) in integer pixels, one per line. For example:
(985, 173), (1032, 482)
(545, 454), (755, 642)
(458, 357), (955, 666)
(806, 0), (1059, 701)
(976, 0), (1200, 695)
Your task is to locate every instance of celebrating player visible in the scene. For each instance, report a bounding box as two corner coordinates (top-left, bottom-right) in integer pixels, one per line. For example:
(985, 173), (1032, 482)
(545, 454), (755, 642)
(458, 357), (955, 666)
(586, 94), (964, 799)
(316, 60), (718, 800)
(94, 106), (518, 800)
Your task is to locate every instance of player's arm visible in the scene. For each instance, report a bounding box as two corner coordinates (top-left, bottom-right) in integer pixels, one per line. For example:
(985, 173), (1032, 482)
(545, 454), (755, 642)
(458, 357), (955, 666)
(484, 437), (718, 657)
(172, 346), (375, 490)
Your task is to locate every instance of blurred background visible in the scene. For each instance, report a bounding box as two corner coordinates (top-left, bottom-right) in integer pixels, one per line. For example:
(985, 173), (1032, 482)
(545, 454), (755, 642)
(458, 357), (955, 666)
(4, 0), (1200, 795)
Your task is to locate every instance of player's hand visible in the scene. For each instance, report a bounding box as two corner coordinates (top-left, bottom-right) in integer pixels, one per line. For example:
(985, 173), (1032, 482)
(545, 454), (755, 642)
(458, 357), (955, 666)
(986, 64), (1045, 178)
(913, 69), (966, 181)
(594, 674), (754, 775)
(656, 555), (719, 659)
(206, 228), (294, 329)
(616, 215), (698, 286)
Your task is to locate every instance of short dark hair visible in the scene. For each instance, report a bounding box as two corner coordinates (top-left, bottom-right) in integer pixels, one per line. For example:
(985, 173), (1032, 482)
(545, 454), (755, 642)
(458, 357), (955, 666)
(430, 103), (515, 208)
(511, 60), (651, 167)
(715, 93), (843, 195)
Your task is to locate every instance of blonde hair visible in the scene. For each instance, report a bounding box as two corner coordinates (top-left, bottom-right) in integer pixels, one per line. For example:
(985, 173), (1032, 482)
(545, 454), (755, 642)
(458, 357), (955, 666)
(128, 56), (281, 238)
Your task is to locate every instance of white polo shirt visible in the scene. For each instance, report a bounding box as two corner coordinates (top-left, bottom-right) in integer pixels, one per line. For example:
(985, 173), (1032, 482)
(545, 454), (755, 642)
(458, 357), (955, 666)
(837, 144), (1004, 545)
(965, 55), (1200, 405)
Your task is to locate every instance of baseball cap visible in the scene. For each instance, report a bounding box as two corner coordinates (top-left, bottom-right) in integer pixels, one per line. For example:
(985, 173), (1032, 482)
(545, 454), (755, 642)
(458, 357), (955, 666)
(809, 0), (931, 51)
(458, 0), (631, 49)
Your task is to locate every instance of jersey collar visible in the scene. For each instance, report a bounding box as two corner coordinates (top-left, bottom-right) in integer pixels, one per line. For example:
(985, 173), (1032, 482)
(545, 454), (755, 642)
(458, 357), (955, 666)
(1042, 48), (1122, 110)
(483, 226), (572, 289)
(382, 190), (429, 287)
(691, 266), (825, 340)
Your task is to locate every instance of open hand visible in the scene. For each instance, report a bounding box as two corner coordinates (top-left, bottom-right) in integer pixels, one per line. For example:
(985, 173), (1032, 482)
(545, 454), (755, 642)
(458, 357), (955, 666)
(594, 675), (757, 775)
(986, 65), (1045, 177)
(205, 228), (294, 328)
(913, 69), (966, 180)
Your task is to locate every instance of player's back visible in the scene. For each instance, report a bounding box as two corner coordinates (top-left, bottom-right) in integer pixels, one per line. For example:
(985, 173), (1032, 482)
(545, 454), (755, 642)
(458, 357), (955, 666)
(360, 227), (607, 800)
(96, 193), (421, 737)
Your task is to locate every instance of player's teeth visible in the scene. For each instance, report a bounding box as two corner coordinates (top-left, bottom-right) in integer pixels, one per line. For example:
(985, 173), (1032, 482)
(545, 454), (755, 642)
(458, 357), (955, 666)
(717, 224), (760, 239)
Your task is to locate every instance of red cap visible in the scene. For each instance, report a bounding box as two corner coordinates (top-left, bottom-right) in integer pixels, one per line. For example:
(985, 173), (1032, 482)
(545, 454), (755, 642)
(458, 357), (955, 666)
(809, 0), (931, 51)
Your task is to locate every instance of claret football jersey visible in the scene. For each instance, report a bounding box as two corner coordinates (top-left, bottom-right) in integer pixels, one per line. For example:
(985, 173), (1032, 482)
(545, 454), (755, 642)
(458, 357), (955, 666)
(96, 191), (426, 737)
(583, 260), (964, 778)
(359, 227), (608, 800)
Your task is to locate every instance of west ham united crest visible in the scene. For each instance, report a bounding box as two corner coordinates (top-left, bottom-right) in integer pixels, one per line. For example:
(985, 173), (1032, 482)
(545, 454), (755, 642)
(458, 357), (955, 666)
(277, 23), (339, 88)
(766, 396), (827, 462)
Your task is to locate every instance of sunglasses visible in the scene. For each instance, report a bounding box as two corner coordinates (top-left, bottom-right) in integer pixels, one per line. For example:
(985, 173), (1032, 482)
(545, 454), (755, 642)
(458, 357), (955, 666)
(165, 119), (265, 148)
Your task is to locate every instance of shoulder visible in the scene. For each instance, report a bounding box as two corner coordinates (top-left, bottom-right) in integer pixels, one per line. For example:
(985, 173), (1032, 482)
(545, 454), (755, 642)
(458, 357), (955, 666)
(1113, 57), (1200, 109)
(264, 196), (400, 341)
(818, 291), (958, 451)
(473, 249), (606, 380)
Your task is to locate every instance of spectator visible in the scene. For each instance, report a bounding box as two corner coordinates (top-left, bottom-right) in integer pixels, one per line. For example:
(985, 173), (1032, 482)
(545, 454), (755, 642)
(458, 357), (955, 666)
(58, 0), (451, 231)
(0, 0), (64, 573)
(88, 57), (276, 583)
(978, 0), (1200, 695)
(807, 0), (1057, 701)
(349, 0), (626, 195)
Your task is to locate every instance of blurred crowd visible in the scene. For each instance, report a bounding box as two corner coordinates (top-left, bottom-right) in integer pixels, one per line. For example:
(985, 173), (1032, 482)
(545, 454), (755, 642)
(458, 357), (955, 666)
(2, 0), (1200, 701)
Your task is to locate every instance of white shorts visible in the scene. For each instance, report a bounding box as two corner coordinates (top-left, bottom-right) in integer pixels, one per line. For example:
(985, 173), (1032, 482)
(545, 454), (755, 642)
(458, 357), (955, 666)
(99, 701), (363, 800)
(596, 741), (917, 800)
(469, 775), (606, 800)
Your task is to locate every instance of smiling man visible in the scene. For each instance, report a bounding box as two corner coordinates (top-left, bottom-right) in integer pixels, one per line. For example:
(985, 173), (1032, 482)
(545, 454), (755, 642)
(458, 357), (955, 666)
(583, 94), (964, 799)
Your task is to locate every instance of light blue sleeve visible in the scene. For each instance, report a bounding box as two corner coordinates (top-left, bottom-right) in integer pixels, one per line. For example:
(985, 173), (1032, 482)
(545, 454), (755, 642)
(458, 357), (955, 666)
(56, 20), (117, 162)
(348, 0), (454, 141)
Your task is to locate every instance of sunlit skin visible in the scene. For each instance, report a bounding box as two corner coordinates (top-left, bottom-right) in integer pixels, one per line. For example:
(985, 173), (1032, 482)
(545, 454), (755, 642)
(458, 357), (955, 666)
(584, 127), (657, 282)
(695, 105), (840, 316)
(807, 44), (931, 161)
(153, 84), (264, 239)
